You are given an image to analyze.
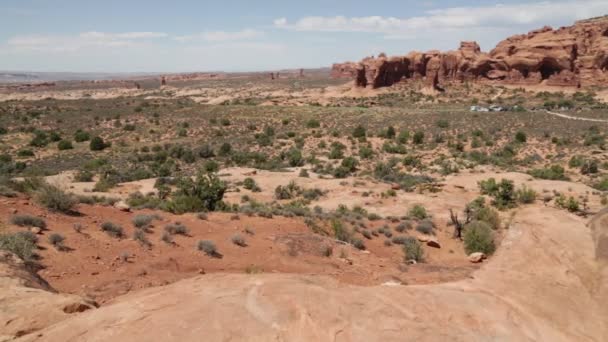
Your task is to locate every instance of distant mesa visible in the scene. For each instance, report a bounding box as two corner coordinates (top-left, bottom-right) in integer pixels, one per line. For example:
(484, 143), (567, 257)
(332, 16), (608, 89)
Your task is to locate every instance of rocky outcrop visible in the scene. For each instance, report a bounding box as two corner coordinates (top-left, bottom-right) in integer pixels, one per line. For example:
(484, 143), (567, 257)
(0, 252), (97, 340)
(16, 207), (608, 341)
(333, 16), (608, 89)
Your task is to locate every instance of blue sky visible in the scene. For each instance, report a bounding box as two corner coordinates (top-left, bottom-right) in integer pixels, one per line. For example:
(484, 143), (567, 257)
(1, 0), (606, 72)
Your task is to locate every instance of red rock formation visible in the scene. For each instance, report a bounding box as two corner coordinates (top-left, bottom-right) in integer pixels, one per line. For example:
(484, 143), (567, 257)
(332, 16), (608, 89)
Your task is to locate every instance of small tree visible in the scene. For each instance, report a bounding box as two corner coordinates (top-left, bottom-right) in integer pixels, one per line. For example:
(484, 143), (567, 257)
(90, 136), (107, 151)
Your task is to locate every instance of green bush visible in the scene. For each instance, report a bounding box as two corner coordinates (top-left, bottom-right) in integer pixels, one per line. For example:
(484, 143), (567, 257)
(529, 165), (568, 180)
(165, 173), (227, 214)
(74, 170), (94, 182)
(464, 221), (495, 255)
(57, 140), (73, 150)
(515, 131), (527, 143)
(306, 119), (320, 128)
(479, 178), (516, 209)
(408, 205), (428, 220)
(403, 237), (424, 262)
(516, 185), (537, 204)
(34, 184), (77, 214)
(413, 131), (424, 145)
(331, 219), (351, 243)
(352, 125), (366, 138)
(474, 207), (501, 230)
(0, 232), (38, 261)
(90, 136), (107, 151)
(74, 130), (91, 142)
(10, 214), (47, 229)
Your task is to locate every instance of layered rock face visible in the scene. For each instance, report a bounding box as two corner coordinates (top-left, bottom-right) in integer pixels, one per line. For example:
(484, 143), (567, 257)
(333, 16), (608, 89)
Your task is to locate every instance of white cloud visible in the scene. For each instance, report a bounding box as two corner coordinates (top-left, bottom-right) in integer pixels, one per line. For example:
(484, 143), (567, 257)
(7, 31), (168, 52)
(274, 0), (608, 37)
(174, 29), (263, 42)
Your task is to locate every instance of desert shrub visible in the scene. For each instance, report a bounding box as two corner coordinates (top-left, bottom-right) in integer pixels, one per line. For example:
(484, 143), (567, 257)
(48, 233), (66, 249)
(568, 155), (585, 168)
(529, 165), (568, 180)
(0, 232), (38, 261)
(74, 170), (94, 182)
(328, 144), (345, 160)
(391, 236), (408, 245)
(29, 131), (49, 147)
(516, 185), (537, 204)
(101, 222), (124, 238)
(515, 131), (527, 143)
(34, 183), (77, 214)
(478, 178), (499, 195)
(132, 214), (155, 229)
(361, 230), (372, 239)
(57, 140), (73, 150)
(274, 181), (300, 200)
(464, 221), (495, 255)
(479, 178), (516, 209)
(74, 130), (91, 142)
(161, 232), (173, 244)
(17, 149), (35, 157)
(243, 178), (261, 192)
(594, 176), (608, 191)
(10, 214), (47, 229)
(164, 223), (189, 236)
(231, 234), (247, 247)
(436, 119), (449, 128)
(382, 141), (407, 154)
(580, 159), (599, 175)
(89, 136), (108, 151)
(555, 195), (580, 212)
(133, 230), (151, 247)
(358, 145), (374, 159)
(403, 237), (424, 262)
(352, 125), (366, 138)
(416, 219), (434, 235)
(165, 173), (227, 214)
(306, 119), (320, 128)
(331, 219), (351, 243)
(286, 148), (304, 167)
(198, 144), (215, 158)
(474, 207), (501, 230)
(408, 205), (428, 220)
(197, 240), (217, 256)
(218, 142), (232, 156)
(351, 238), (366, 250)
(395, 221), (412, 232)
(412, 131), (424, 145)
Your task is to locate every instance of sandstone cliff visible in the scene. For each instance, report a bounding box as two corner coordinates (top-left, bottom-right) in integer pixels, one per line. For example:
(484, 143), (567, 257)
(333, 16), (608, 89)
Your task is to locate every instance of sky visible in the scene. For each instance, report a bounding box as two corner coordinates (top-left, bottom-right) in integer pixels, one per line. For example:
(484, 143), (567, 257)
(0, 0), (607, 73)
